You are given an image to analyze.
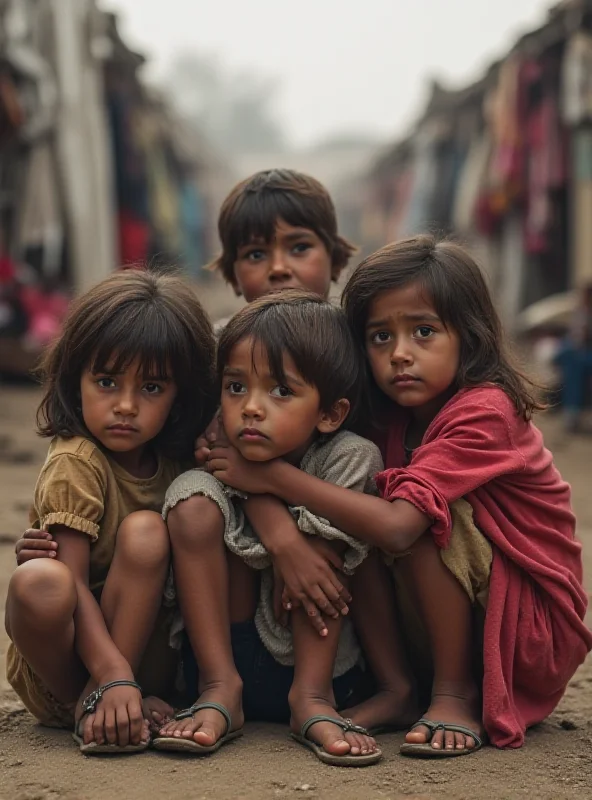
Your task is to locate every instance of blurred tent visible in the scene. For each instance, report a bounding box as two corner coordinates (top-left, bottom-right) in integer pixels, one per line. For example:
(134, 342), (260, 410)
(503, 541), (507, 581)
(360, 0), (592, 335)
(0, 0), (229, 376)
(516, 290), (577, 333)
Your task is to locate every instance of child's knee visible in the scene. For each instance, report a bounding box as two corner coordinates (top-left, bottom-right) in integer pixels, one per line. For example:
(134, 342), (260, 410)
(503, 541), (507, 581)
(116, 510), (170, 570)
(166, 494), (224, 549)
(7, 560), (77, 625)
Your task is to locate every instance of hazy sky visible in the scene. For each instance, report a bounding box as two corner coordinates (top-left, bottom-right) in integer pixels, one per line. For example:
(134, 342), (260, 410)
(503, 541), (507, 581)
(102, 0), (552, 147)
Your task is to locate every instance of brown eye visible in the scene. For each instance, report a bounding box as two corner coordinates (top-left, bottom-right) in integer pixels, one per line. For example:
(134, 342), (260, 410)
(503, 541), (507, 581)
(415, 326), (434, 339)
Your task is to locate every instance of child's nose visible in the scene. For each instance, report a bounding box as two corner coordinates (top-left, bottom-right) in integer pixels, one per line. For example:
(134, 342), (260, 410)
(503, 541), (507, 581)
(242, 394), (265, 418)
(115, 394), (138, 415)
(269, 252), (292, 277)
(390, 342), (413, 364)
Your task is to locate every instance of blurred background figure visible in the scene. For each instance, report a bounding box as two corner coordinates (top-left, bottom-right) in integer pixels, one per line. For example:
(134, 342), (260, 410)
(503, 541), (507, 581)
(555, 283), (592, 432)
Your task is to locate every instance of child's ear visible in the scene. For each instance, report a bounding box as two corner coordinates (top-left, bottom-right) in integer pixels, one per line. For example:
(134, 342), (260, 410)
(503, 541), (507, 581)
(317, 399), (350, 434)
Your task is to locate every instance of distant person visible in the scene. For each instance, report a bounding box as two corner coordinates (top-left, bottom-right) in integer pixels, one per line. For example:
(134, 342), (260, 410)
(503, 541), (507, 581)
(209, 235), (591, 755)
(556, 283), (592, 433)
(6, 270), (217, 754)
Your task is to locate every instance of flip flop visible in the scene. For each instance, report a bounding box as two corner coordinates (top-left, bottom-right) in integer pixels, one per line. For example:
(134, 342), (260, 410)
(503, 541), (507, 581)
(399, 717), (484, 758)
(72, 714), (150, 755)
(291, 715), (382, 767)
(152, 701), (243, 754)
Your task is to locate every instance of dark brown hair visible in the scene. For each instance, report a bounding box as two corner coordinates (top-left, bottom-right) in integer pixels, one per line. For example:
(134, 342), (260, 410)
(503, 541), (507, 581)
(37, 269), (217, 460)
(217, 289), (362, 424)
(208, 169), (357, 285)
(342, 234), (545, 420)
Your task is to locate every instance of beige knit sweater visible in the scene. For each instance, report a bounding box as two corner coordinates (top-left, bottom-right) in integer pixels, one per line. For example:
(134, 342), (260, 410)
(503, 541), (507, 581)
(163, 430), (384, 677)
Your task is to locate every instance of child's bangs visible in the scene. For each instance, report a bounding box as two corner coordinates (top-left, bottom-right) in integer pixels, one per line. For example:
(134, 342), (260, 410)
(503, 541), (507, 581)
(89, 305), (180, 381)
(230, 190), (323, 253)
(415, 266), (458, 330)
(248, 313), (315, 389)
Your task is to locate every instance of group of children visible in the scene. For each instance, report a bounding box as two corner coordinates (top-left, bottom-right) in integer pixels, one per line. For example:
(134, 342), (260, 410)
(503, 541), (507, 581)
(5, 169), (592, 766)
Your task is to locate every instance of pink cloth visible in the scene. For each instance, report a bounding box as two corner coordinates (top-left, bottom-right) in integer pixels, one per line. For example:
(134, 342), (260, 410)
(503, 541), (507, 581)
(374, 386), (592, 748)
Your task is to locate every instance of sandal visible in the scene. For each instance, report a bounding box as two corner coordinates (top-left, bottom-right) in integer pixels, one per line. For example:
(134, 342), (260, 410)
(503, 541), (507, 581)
(399, 717), (485, 758)
(72, 680), (149, 755)
(152, 701), (243, 754)
(291, 715), (382, 767)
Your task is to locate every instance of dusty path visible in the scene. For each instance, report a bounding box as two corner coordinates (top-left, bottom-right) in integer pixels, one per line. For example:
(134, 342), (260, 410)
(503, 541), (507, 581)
(0, 387), (590, 800)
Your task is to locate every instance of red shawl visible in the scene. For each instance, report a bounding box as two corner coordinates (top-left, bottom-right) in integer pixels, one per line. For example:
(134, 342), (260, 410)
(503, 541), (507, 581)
(375, 386), (592, 748)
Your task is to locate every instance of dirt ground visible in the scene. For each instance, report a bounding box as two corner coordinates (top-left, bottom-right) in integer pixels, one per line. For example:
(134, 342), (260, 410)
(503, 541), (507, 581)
(0, 387), (591, 800)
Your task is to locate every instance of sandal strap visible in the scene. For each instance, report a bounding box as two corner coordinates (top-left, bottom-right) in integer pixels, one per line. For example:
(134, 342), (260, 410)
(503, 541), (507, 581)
(301, 715), (370, 740)
(174, 701), (231, 734)
(81, 680), (142, 714)
(409, 718), (483, 747)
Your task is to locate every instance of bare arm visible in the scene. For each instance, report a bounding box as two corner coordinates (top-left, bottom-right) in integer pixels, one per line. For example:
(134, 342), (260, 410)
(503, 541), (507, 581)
(265, 462), (430, 553)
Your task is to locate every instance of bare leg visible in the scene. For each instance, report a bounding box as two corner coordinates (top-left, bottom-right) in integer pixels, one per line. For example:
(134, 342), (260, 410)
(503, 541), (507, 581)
(6, 513), (174, 743)
(288, 607), (378, 758)
(401, 534), (483, 751)
(227, 549), (259, 624)
(5, 560), (86, 705)
(158, 496), (244, 745)
(343, 551), (418, 731)
(100, 511), (175, 732)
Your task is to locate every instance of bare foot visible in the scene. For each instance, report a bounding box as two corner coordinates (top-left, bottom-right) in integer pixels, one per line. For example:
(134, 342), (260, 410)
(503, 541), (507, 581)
(158, 678), (243, 746)
(343, 685), (419, 733)
(142, 696), (174, 734)
(405, 686), (483, 751)
(289, 689), (379, 759)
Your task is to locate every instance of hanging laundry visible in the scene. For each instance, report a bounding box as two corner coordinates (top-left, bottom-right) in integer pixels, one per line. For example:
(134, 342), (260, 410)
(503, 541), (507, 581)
(562, 30), (592, 125)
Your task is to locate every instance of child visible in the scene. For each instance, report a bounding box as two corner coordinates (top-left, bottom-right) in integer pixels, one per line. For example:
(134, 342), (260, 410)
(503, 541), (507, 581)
(207, 235), (592, 756)
(208, 168), (356, 318)
(5, 269), (217, 754)
(154, 291), (383, 765)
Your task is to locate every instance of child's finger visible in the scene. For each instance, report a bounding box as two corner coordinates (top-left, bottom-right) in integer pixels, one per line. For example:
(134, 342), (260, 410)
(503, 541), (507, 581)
(16, 539), (57, 553)
(23, 529), (52, 539)
(104, 708), (117, 745)
(322, 579), (351, 615)
(309, 587), (340, 619)
(194, 446), (211, 466)
(116, 707), (131, 747)
(17, 548), (57, 565)
(301, 598), (328, 637)
(91, 709), (106, 746)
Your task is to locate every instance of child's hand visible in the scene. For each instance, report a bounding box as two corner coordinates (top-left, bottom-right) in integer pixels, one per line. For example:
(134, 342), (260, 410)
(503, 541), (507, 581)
(272, 536), (351, 637)
(15, 529), (58, 564)
(208, 445), (273, 494)
(79, 682), (145, 747)
(194, 416), (221, 467)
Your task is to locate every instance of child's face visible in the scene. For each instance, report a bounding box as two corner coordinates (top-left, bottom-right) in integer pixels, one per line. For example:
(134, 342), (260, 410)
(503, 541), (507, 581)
(80, 356), (177, 464)
(220, 337), (344, 463)
(365, 283), (460, 423)
(231, 219), (333, 302)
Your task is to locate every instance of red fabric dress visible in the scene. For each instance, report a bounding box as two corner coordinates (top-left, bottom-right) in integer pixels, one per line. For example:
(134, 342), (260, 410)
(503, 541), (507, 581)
(374, 386), (592, 748)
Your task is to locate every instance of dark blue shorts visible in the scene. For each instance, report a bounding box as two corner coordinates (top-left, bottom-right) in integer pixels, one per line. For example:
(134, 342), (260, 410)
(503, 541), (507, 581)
(183, 620), (371, 724)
